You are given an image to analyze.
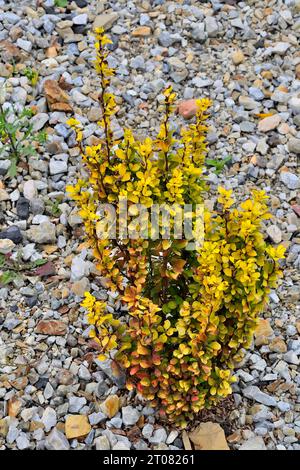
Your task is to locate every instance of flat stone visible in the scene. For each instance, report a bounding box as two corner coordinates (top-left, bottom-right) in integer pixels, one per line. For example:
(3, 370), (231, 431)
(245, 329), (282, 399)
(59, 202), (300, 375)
(280, 172), (300, 190)
(36, 320), (67, 336)
(93, 13), (118, 31)
(189, 422), (229, 450)
(16, 38), (32, 52)
(65, 415), (91, 439)
(26, 221), (56, 244)
(132, 26), (151, 37)
(240, 436), (266, 450)
(100, 395), (120, 418)
(73, 14), (88, 25)
(243, 386), (277, 407)
(31, 113), (49, 131)
(258, 114), (281, 132)
(49, 159), (68, 175)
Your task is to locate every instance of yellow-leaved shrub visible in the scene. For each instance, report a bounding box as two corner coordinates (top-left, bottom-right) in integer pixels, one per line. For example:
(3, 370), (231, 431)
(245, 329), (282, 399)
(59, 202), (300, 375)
(67, 28), (285, 427)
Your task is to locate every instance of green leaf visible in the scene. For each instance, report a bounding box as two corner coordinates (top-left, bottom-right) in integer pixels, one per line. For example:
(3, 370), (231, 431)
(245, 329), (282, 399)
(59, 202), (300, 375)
(0, 271), (17, 285)
(32, 259), (48, 267)
(55, 0), (68, 7)
(20, 145), (36, 157)
(37, 130), (47, 144)
(7, 158), (17, 178)
(206, 156), (232, 175)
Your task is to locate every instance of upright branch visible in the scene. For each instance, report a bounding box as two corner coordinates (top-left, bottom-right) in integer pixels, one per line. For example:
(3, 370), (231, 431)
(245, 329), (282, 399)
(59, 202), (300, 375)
(94, 27), (117, 164)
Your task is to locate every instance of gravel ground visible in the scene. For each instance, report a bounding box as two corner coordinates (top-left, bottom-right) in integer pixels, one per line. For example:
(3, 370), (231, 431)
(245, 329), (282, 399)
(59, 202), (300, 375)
(0, 0), (300, 451)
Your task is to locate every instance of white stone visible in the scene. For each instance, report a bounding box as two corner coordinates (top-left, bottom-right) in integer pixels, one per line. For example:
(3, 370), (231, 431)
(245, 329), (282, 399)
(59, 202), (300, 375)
(41, 407), (57, 432)
(122, 406), (140, 426)
(0, 239), (15, 254)
(73, 13), (88, 25)
(23, 180), (37, 200)
(49, 159), (68, 175)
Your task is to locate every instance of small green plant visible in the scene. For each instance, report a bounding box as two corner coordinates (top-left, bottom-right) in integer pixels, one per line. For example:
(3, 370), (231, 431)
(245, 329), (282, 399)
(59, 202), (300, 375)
(206, 155), (232, 175)
(0, 102), (47, 177)
(22, 67), (39, 87)
(0, 253), (48, 286)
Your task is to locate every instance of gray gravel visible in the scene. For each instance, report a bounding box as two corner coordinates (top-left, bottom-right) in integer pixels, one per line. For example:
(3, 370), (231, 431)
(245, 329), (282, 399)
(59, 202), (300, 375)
(0, 0), (300, 451)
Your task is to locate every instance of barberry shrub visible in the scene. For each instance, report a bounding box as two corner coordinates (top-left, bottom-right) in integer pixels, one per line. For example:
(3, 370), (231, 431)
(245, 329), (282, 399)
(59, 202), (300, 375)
(67, 29), (285, 427)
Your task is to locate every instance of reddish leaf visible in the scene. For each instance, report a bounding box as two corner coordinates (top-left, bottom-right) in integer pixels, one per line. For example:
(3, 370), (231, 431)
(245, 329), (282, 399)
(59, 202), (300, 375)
(34, 261), (56, 277)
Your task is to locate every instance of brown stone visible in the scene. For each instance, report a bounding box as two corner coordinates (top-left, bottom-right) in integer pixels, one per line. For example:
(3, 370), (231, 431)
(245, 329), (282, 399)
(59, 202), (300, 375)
(43, 79), (72, 112)
(177, 99), (198, 120)
(269, 337), (287, 353)
(132, 26), (151, 37)
(57, 369), (74, 385)
(10, 377), (28, 390)
(71, 278), (90, 297)
(0, 63), (13, 77)
(35, 320), (67, 336)
(46, 45), (58, 58)
(296, 64), (300, 80)
(0, 40), (24, 62)
(100, 394), (120, 418)
(232, 49), (245, 65)
(227, 430), (241, 443)
(65, 415), (91, 439)
(254, 318), (274, 346)
(189, 422), (229, 450)
(261, 70), (273, 80)
(0, 418), (9, 438)
(296, 321), (300, 335)
(8, 396), (22, 417)
(29, 421), (45, 432)
(48, 102), (73, 113)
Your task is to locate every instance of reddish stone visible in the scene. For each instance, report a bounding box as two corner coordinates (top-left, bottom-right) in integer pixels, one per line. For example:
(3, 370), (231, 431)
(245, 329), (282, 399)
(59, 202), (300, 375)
(35, 320), (67, 336)
(177, 100), (198, 120)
